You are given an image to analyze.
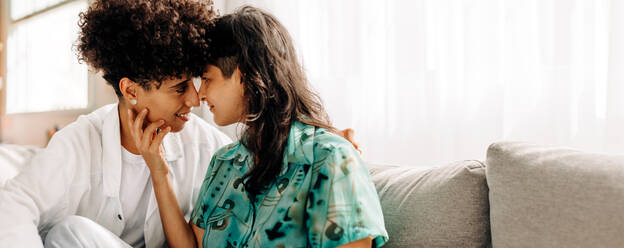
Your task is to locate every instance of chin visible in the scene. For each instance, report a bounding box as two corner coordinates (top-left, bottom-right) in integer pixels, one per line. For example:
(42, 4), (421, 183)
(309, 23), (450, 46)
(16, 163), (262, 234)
(214, 118), (233, 127)
(214, 120), (227, 126)
(170, 124), (185, 133)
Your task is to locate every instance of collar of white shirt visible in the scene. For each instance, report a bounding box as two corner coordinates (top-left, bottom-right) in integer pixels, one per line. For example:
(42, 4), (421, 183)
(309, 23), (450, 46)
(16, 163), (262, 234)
(101, 104), (183, 197)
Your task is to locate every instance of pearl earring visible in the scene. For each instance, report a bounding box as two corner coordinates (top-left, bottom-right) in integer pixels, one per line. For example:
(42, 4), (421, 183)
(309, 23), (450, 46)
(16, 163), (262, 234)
(130, 99), (137, 105)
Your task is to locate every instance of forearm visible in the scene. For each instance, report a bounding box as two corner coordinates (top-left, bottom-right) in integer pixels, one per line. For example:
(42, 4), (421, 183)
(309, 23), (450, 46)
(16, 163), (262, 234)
(125, 110), (198, 247)
(336, 236), (372, 248)
(151, 173), (197, 248)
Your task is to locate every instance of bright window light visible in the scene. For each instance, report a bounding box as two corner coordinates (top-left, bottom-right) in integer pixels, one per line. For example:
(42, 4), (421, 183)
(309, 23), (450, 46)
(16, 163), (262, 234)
(10, 0), (67, 20)
(6, 0), (88, 114)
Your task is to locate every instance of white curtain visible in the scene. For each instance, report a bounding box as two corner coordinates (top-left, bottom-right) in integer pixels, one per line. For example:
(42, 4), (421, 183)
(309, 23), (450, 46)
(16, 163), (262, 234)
(219, 0), (624, 166)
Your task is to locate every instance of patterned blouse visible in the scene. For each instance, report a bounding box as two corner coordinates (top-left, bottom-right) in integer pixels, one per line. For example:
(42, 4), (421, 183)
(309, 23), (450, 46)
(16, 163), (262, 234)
(191, 121), (388, 248)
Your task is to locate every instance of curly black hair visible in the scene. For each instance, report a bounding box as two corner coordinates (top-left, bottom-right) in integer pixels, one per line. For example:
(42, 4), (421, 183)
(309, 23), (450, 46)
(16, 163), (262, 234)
(77, 0), (217, 97)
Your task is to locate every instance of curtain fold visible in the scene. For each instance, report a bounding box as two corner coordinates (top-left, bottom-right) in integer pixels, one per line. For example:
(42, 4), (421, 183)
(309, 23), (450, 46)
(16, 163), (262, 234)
(222, 0), (623, 166)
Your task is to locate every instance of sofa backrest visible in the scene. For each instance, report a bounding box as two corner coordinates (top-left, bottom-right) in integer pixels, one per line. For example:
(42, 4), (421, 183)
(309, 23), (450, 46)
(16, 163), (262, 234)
(1, 143), (494, 247)
(368, 160), (491, 248)
(487, 142), (624, 247)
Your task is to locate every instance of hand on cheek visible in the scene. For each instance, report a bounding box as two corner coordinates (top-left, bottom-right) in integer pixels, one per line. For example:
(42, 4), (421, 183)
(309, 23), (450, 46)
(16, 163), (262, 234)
(126, 108), (172, 177)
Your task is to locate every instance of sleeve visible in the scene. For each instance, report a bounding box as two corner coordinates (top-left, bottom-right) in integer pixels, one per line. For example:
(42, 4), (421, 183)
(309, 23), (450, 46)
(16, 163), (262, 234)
(0, 131), (79, 248)
(190, 155), (218, 230)
(306, 144), (389, 248)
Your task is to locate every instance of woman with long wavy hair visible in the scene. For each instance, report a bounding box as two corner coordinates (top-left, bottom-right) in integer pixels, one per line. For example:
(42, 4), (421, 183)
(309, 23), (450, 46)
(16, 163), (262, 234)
(128, 6), (388, 248)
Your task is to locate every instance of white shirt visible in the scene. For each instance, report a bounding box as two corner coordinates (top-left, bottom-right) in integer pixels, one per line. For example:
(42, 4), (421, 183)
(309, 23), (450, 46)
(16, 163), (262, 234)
(0, 103), (232, 248)
(119, 147), (152, 247)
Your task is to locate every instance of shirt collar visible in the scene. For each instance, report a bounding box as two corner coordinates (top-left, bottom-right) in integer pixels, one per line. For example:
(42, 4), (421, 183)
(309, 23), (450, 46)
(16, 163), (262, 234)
(214, 121), (316, 167)
(284, 121), (315, 165)
(215, 141), (250, 163)
(102, 104), (123, 197)
(102, 104), (184, 197)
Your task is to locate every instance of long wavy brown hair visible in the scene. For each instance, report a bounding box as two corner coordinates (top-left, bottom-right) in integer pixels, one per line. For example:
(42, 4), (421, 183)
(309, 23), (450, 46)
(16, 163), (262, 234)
(206, 6), (335, 197)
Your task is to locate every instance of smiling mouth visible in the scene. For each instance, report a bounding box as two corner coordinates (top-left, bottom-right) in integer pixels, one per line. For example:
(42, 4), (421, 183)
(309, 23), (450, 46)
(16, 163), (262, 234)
(175, 112), (190, 121)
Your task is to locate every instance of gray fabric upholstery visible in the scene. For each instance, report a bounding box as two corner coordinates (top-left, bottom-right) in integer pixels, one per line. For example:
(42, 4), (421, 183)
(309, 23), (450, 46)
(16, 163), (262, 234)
(368, 160), (490, 248)
(0, 144), (41, 187)
(486, 142), (624, 248)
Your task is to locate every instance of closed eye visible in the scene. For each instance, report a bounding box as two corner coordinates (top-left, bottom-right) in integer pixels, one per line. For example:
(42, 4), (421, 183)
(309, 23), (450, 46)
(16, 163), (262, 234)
(171, 79), (191, 94)
(176, 84), (188, 94)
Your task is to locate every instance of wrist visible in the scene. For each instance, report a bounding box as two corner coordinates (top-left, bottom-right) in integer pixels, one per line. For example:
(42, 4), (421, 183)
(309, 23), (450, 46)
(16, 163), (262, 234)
(150, 170), (169, 184)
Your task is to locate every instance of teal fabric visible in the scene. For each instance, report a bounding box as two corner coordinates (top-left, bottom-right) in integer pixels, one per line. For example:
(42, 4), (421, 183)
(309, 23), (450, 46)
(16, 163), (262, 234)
(191, 121), (388, 248)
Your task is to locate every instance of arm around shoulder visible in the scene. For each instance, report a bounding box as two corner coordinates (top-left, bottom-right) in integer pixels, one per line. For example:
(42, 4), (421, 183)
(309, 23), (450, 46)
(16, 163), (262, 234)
(306, 143), (389, 247)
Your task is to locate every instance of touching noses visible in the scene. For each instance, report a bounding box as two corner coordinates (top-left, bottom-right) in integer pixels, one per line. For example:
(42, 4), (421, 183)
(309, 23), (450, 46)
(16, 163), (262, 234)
(185, 79), (200, 107)
(197, 80), (208, 104)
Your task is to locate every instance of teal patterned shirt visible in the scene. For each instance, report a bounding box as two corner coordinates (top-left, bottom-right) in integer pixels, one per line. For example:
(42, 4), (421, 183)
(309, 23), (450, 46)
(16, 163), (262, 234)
(191, 121), (388, 248)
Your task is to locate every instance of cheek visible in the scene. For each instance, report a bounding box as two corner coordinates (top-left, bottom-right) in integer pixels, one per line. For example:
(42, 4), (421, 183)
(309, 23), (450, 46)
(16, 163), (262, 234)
(235, 95), (246, 113)
(147, 97), (180, 118)
(203, 85), (218, 103)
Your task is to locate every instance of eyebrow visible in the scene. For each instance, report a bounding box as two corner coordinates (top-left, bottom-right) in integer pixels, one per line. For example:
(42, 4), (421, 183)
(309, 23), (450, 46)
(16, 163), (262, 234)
(170, 79), (190, 88)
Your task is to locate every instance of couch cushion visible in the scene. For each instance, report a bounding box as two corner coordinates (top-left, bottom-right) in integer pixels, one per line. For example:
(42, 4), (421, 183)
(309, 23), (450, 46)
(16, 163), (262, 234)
(486, 142), (624, 247)
(0, 144), (41, 187)
(368, 160), (490, 248)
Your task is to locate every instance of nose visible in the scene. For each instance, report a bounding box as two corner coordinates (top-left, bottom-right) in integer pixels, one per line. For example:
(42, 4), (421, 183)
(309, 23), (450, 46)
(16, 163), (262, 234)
(197, 80), (208, 104)
(185, 80), (200, 107)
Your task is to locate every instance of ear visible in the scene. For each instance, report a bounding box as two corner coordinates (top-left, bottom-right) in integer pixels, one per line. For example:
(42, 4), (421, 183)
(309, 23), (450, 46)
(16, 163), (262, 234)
(119, 77), (138, 102)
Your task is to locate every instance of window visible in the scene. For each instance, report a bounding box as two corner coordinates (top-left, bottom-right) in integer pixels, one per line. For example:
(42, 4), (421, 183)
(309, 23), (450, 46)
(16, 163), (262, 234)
(6, 0), (88, 114)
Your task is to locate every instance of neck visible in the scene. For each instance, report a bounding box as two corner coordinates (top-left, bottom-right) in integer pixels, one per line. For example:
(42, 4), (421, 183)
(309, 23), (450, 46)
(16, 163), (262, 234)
(118, 102), (141, 155)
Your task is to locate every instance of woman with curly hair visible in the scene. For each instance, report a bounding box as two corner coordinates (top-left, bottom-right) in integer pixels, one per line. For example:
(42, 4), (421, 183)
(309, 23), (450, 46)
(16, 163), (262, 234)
(0, 0), (235, 247)
(130, 6), (388, 248)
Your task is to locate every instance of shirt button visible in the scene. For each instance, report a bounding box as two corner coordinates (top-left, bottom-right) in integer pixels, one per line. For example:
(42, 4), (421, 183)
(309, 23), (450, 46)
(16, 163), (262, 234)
(117, 214), (123, 220)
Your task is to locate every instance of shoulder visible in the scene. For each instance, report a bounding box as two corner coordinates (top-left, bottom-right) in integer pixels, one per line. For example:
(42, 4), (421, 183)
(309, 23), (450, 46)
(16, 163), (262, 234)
(283, 121), (362, 175)
(307, 127), (367, 181)
(80, 103), (117, 130)
(285, 121), (358, 164)
(22, 107), (112, 177)
(312, 128), (357, 161)
(212, 141), (247, 162)
(48, 105), (114, 149)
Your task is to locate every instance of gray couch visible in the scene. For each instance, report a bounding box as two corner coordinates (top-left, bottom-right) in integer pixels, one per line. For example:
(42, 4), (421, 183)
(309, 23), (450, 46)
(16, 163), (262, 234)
(2, 142), (623, 247)
(370, 142), (624, 247)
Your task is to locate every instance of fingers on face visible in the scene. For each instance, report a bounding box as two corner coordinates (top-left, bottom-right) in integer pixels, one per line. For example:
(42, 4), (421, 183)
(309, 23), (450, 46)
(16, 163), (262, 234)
(126, 108), (168, 152)
(344, 128), (355, 140)
(142, 120), (165, 149)
(134, 109), (148, 132)
(150, 126), (172, 151)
